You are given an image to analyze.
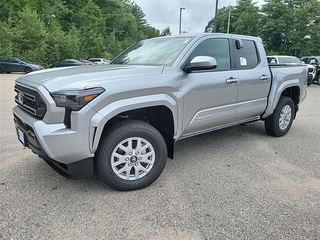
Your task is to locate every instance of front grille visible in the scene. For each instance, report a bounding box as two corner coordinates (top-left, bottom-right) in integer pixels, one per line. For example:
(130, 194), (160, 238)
(14, 84), (47, 119)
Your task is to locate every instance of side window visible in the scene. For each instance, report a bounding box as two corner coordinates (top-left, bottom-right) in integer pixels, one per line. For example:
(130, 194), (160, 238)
(235, 40), (259, 69)
(268, 57), (277, 63)
(309, 58), (318, 65)
(190, 38), (230, 71)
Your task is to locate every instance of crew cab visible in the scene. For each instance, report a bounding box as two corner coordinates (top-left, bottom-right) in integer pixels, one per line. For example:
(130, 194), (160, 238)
(13, 33), (308, 191)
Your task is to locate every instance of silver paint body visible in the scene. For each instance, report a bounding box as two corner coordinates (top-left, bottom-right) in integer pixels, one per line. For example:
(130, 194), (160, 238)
(12, 33), (307, 164)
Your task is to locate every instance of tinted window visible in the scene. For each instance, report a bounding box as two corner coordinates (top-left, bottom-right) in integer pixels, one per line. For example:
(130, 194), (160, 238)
(268, 57), (277, 63)
(309, 58), (318, 64)
(190, 38), (230, 71)
(0, 58), (10, 62)
(235, 40), (259, 69)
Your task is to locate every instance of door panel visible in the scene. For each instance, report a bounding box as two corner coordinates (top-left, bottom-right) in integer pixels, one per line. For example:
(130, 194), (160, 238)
(182, 71), (238, 137)
(181, 38), (239, 137)
(233, 39), (271, 121)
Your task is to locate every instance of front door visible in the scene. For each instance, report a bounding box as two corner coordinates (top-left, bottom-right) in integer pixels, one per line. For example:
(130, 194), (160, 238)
(181, 38), (239, 138)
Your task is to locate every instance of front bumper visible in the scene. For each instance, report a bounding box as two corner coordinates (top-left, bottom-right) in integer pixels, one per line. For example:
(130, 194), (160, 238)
(13, 107), (93, 179)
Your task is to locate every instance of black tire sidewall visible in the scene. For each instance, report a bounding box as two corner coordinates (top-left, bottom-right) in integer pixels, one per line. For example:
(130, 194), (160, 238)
(25, 67), (32, 73)
(272, 97), (295, 136)
(96, 120), (167, 191)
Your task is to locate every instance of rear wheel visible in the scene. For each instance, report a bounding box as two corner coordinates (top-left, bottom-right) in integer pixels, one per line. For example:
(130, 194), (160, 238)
(0, 67), (2, 73)
(95, 120), (167, 191)
(264, 96), (295, 137)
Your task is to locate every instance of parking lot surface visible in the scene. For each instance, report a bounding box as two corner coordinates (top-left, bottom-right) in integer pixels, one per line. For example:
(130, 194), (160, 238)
(1, 74), (320, 239)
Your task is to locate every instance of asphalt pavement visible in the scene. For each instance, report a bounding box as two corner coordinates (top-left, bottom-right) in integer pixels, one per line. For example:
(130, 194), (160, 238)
(1, 73), (320, 240)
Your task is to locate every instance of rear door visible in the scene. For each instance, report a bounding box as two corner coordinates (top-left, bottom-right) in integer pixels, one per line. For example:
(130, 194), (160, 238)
(11, 58), (25, 72)
(232, 38), (271, 121)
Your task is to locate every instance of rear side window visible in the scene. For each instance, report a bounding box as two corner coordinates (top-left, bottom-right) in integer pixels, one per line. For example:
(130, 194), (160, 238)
(235, 40), (259, 69)
(1, 58), (10, 62)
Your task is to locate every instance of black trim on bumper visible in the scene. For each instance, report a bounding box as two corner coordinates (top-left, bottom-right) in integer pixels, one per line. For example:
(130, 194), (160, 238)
(13, 113), (93, 179)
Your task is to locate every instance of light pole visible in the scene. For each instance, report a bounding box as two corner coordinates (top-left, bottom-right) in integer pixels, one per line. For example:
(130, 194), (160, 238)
(179, 7), (185, 35)
(213, 0), (219, 33)
(227, 7), (231, 34)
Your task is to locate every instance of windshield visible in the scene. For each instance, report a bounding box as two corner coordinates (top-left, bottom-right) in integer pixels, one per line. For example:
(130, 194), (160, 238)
(111, 37), (193, 66)
(278, 56), (302, 64)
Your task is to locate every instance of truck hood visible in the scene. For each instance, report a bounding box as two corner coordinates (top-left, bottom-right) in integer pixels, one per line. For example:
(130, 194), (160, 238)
(16, 64), (164, 92)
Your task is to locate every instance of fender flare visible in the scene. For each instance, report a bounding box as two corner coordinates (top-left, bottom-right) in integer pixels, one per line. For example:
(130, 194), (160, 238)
(89, 94), (178, 153)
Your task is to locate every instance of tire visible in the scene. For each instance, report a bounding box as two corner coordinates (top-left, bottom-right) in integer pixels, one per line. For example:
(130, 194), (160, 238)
(24, 67), (32, 74)
(0, 67), (2, 73)
(264, 96), (295, 137)
(95, 120), (167, 191)
(307, 80), (312, 86)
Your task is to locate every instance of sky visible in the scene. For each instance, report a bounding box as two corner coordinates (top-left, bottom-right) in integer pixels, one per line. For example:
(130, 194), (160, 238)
(134, 0), (265, 35)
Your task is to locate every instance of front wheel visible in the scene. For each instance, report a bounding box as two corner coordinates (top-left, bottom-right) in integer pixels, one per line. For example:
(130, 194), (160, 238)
(24, 67), (32, 74)
(95, 120), (167, 191)
(264, 96), (295, 137)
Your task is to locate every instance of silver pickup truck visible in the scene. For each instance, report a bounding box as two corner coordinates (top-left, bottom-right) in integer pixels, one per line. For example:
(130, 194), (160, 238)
(13, 33), (308, 191)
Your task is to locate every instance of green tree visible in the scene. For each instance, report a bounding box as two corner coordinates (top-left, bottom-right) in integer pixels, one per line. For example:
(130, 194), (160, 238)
(232, 0), (260, 36)
(260, 0), (320, 56)
(0, 0), (162, 65)
(205, 6), (234, 33)
(11, 7), (47, 63)
(0, 20), (13, 56)
(160, 27), (172, 36)
(205, 0), (260, 36)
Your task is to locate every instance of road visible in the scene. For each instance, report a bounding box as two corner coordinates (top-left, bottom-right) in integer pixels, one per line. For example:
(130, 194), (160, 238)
(1, 73), (320, 240)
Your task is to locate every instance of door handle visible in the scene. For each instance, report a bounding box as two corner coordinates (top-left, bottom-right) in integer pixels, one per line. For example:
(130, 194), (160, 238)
(226, 77), (239, 84)
(260, 74), (270, 81)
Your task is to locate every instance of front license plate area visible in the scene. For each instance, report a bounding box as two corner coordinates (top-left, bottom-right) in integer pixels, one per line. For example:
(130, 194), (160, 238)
(17, 128), (26, 146)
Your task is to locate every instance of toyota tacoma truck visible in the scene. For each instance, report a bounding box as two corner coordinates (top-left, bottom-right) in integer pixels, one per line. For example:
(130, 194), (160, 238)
(13, 33), (308, 191)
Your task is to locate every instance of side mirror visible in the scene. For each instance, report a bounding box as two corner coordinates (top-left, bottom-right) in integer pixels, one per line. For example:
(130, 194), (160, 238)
(236, 39), (243, 49)
(184, 56), (217, 73)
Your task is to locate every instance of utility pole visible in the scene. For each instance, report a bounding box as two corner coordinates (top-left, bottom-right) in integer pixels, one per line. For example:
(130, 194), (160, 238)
(213, 0), (219, 33)
(179, 7), (185, 34)
(227, 7), (231, 34)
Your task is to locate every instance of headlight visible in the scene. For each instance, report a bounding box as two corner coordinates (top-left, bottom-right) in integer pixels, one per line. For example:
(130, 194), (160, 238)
(51, 87), (105, 111)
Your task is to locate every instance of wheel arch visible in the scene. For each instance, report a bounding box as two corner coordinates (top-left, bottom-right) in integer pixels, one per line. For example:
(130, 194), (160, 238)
(90, 96), (177, 159)
(262, 83), (301, 119)
(280, 86), (300, 111)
